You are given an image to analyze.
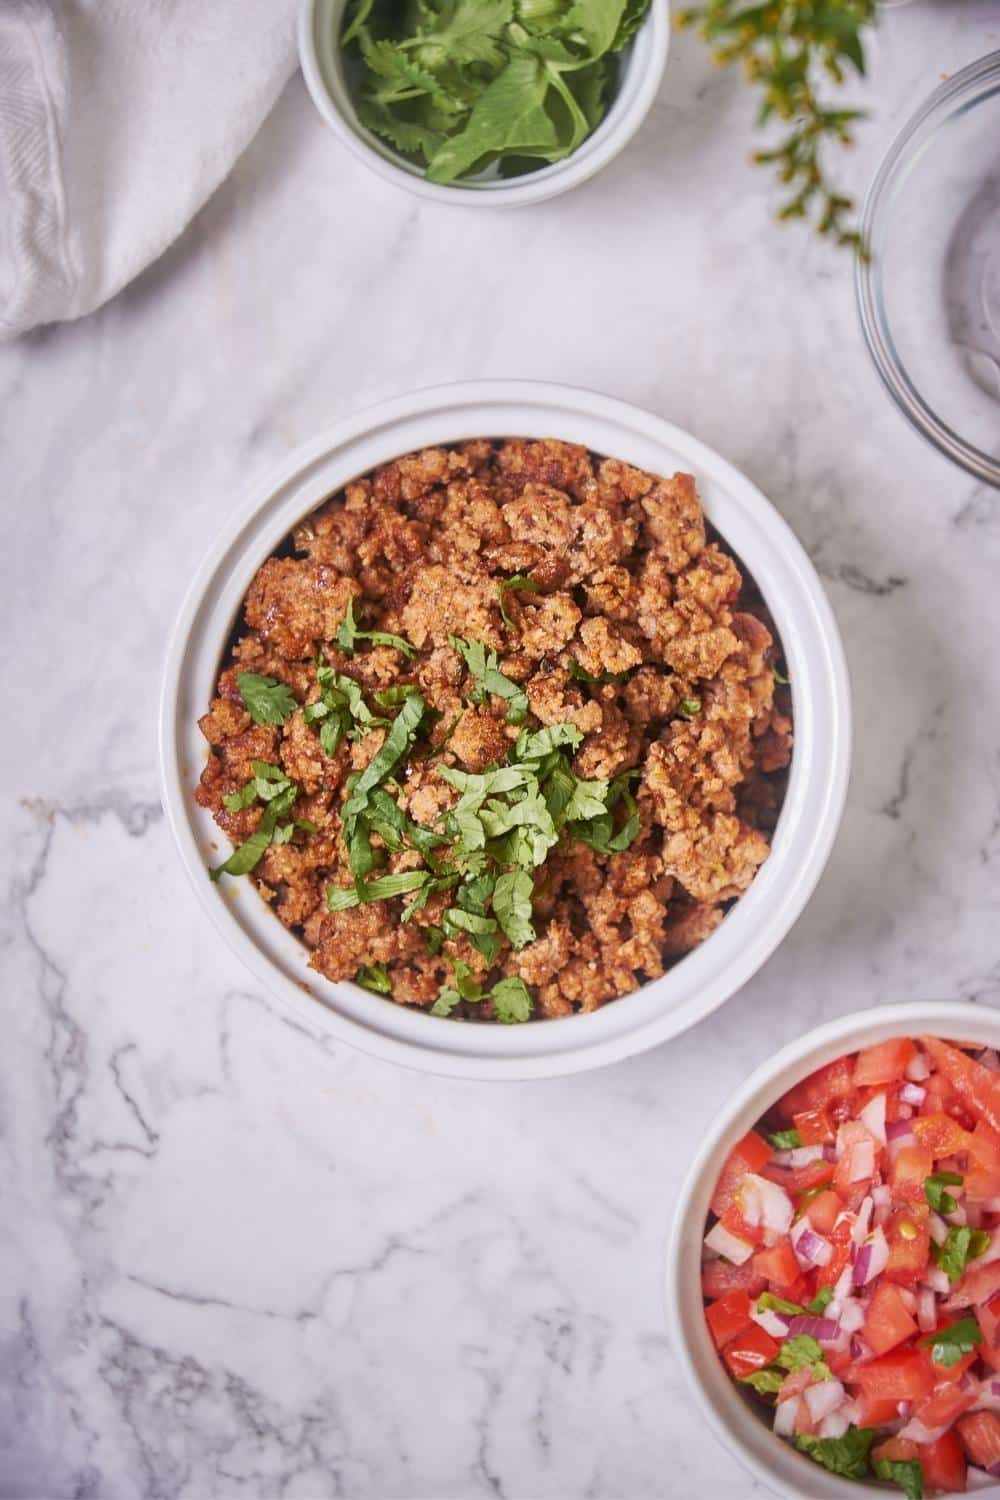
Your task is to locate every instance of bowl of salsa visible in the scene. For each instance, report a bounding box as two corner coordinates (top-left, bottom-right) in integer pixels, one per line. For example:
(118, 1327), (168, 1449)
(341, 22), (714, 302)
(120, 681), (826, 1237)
(667, 1003), (1000, 1498)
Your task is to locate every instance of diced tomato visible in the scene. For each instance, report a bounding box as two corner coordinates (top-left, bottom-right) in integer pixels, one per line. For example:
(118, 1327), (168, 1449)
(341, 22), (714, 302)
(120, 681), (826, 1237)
(815, 1217), (854, 1290)
(976, 1295), (1000, 1373)
(803, 1189), (843, 1236)
(833, 1119), (879, 1196)
(722, 1323), (781, 1380)
(923, 1036), (1000, 1134)
(872, 1435), (920, 1463)
(914, 1380), (976, 1431)
(864, 1282), (919, 1356)
(855, 1038), (916, 1086)
(793, 1106), (835, 1146)
(957, 1409), (1000, 1472)
(919, 1430), (968, 1493)
(891, 1142), (935, 1201)
(913, 1112), (975, 1159)
(710, 1134), (773, 1218)
(777, 1055), (856, 1124)
(857, 1391), (904, 1427)
(946, 1258), (1000, 1311)
(779, 1366), (815, 1400)
(854, 1349), (935, 1407)
(701, 1258), (766, 1301)
(781, 1274), (813, 1306)
(705, 1290), (754, 1350)
(710, 1130), (773, 1217)
(970, 1118), (1000, 1168)
(761, 1158), (836, 1196)
(965, 1119), (1000, 1200)
(885, 1204), (931, 1283)
(752, 1238), (800, 1289)
(919, 1318), (979, 1385)
(720, 1203), (766, 1248)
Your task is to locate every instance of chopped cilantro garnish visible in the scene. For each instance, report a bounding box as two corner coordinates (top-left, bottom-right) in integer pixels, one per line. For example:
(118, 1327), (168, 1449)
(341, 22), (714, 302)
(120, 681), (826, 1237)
(237, 671), (297, 726)
(355, 964), (392, 994)
(497, 573), (540, 628)
(326, 869), (431, 912)
(932, 1225), (990, 1283)
(567, 660), (629, 685)
(490, 976), (533, 1024)
(920, 1314), (982, 1367)
(492, 868), (536, 950)
(450, 635), (528, 724)
(568, 770), (640, 855)
(924, 1170), (963, 1214)
(424, 925), (445, 955)
(873, 1459), (923, 1500)
(336, 596), (416, 658)
(756, 1292), (804, 1316)
(794, 1427), (876, 1481)
(210, 775), (300, 881)
(807, 1285), (834, 1316)
(678, 697), (702, 719)
(776, 1334), (831, 1379)
(767, 1128), (802, 1150)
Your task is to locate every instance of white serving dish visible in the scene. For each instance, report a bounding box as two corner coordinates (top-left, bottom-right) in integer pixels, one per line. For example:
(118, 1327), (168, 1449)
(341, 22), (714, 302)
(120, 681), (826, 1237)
(158, 380), (850, 1080)
(666, 1001), (1000, 1499)
(298, 0), (671, 207)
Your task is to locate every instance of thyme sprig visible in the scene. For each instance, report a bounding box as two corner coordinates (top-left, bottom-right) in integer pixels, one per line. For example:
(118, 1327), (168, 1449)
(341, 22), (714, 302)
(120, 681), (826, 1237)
(676, 0), (877, 248)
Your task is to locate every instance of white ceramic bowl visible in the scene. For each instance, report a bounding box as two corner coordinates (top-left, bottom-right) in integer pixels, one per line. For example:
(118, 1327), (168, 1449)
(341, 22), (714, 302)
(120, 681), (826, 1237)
(298, 0), (670, 206)
(666, 1001), (1000, 1499)
(158, 380), (850, 1080)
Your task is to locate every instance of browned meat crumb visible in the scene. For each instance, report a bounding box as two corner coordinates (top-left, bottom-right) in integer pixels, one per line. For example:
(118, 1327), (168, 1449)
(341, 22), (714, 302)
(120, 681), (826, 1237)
(195, 439), (792, 1021)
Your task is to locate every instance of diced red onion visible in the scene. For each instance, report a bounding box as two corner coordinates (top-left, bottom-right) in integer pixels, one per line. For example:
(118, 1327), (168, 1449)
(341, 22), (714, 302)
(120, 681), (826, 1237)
(822, 1144), (838, 1163)
(859, 1094), (887, 1145)
(751, 1305), (790, 1339)
(787, 1316), (840, 1341)
(872, 1184), (892, 1229)
(900, 1416), (950, 1444)
(945, 1204), (969, 1228)
(739, 1173), (794, 1235)
(851, 1197), (874, 1247)
(982, 1197), (1000, 1213)
(897, 1284), (918, 1315)
(818, 1409), (852, 1439)
(898, 1102), (914, 1121)
(853, 1227), (889, 1286)
(899, 1082), (927, 1106)
(966, 1467), (999, 1491)
(979, 1048), (1000, 1073)
(990, 1463), (1000, 1480)
(886, 1119), (915, 1141)
(790, 1218), (833, 1268)
(916, 1286), (937, 1332)
(967, 1202), (985, 1230)
(905, 1051), (931, 1082)
(704, 1220), (754, 1264)
(839, 1299), (865, 1334)
(804, 1379), (846, 1423)
(897, 1401), (912, 1419)
(959, 1370), (980, 1393)
(772, 1145), (825, 1169)
(774, 1397), (799, 1437)
(924, 1266), (952, 1295)
(850, 1139), (876, 1182)
(992, 1382), (1000, 1395)
(850, 1334), (872, 1362)
(929, 1211), (950, 1246)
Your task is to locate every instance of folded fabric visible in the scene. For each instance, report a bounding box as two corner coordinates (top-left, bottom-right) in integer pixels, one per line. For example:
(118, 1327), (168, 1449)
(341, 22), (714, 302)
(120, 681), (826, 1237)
(0, 0), (299, 342)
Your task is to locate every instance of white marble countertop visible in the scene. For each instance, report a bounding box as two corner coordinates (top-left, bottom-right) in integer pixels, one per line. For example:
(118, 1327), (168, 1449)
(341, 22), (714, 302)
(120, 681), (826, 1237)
(4, 7), (1000, 1497)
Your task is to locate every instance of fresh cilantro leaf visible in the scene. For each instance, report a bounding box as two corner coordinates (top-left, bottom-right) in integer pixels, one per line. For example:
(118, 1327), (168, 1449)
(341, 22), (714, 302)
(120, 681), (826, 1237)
(271, 822), (296, 846)
(497, 572), (540, 627)
(924, 1171), (964, 1214)
(210, 780), (299, 881)
(424, 925), (445, 955)
(515, 722), (583, 760)
(427, 54), (560, 184)
(223, 780), (260, 812)
(768, 1128), (802, 1149)
(610, 0), (652, 50)
(336, 596), (416, 658)
(569, 772), (640, 854)
(932, 1225), (988, 1283)
(567, 658), (628, 684)
(807, 1285), (835, 1316)
(431, 987), (462, 1017)
(356, 98), (446, 163)
(355, 963), (392, 994)
(490, 976), (533, 1024)
(756, 1292), (804, 1316)
(794, 1427), (875, 1482)
(493, 868), (536, 949)
(738, 1367), (785, 1395)
(562, 775), (609, 822)
(442, 905), (502, 961)
(237, 672), (297, 726)
(775, 1335), (831, 1378)
(373, 684), (423, 708)
(450, 635), (528, 723)
(326, 869), (430, 912)
(562, 0), (630, 55)
(678, 697), (702, 719)
(342, 694), (427, 822)
(873, 1459), (923, 1500)
(920, 1314), (981, 1368)
(400, 873), (460, 921)
(451, 958), (484, 1001)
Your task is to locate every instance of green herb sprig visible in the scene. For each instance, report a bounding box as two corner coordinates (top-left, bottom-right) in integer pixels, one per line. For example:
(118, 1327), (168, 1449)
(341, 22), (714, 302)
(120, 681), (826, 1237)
(675, 0), (877, 248)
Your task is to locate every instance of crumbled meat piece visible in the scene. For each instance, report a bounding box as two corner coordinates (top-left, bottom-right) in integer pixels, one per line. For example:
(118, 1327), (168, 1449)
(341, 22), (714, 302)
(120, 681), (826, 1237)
(573, 617), (644, 678)
(198, 440), (790, 1023)
(244, 558), (357, 659)
(640, 472), (706, 572)
(448, 706), (514, 771)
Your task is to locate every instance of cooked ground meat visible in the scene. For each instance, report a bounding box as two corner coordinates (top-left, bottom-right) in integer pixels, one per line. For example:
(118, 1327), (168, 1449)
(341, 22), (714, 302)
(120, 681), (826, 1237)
(195, 439), (792, 1022)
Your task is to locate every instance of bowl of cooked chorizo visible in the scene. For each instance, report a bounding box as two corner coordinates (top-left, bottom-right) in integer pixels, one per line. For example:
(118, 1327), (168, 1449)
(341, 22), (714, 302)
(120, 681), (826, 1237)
(159, 381), (850, 1078)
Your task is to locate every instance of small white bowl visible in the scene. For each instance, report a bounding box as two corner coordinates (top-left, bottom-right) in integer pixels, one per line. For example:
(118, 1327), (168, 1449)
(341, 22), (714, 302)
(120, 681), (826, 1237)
(298, 0), (671, 206)
(158, 380), (850, 1080)
(666, 1001), (1000, 1499)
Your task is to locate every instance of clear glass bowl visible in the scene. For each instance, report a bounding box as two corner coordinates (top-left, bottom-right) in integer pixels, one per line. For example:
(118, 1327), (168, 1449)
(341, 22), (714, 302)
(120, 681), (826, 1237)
(856, 51), (1000, 488)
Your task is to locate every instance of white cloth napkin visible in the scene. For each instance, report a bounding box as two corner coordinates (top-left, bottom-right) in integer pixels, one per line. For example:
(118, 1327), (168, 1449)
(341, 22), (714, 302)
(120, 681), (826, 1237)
(0, 0), (299, 341)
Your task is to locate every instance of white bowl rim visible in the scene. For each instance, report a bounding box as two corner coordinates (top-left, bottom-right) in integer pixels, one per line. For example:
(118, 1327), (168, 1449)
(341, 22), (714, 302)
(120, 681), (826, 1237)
(665, 1000), (1000, 1500)
(297, 0), (671, 206)
(158, 378), (851, 1081)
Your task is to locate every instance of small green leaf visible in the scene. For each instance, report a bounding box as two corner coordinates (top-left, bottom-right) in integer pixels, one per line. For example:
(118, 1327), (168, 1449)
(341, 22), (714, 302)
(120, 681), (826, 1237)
(489, 976), (533, 1024)
(920, 1314), (981, 1369)
(336, 596), (416, 658)
(924, 1171), (963, 1215)
(872, 1459), (923, 1500)
(768, 1128), (802, 1150)
(794, 1428), (876, 1482)
(356, 963), (392, 994)
(498, 572), (541, 628)
(493, 868), (536, 949)
(678, 697), (702, 719)
(237, 672), (297, 726)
